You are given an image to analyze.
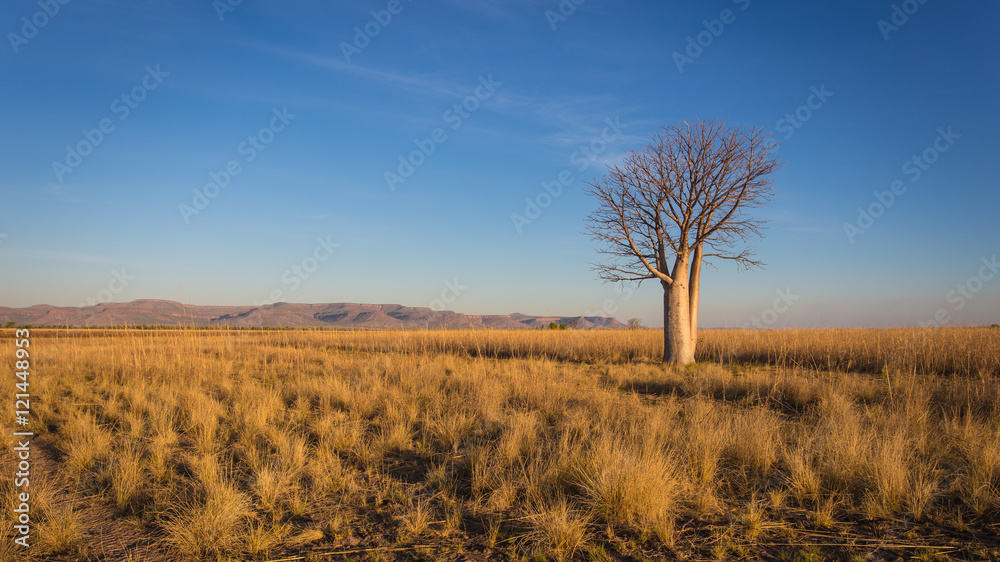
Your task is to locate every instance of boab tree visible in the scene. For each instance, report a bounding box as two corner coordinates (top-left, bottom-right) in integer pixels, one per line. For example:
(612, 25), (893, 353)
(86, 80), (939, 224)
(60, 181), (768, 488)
(585, 119), (781, 364)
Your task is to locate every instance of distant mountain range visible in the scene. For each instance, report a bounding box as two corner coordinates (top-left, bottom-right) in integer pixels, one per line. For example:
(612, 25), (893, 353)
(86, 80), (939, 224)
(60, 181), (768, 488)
(0, 300), (626, 330)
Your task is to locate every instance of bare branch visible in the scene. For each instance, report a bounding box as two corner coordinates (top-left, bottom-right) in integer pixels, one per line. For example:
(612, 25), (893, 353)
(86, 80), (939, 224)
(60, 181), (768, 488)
(585, 118), (781, 285)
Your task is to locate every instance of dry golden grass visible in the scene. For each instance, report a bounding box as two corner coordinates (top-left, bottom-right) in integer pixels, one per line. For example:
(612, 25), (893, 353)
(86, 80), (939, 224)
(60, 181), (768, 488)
(0, 326), (997, 560)
(183, 325), (997, 376)
(34, 503), (84, 556)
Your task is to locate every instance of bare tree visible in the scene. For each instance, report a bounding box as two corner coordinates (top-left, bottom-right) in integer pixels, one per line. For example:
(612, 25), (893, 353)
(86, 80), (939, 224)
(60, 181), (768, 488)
(585, 119), (781, 364)
(626, 318), (642, 330)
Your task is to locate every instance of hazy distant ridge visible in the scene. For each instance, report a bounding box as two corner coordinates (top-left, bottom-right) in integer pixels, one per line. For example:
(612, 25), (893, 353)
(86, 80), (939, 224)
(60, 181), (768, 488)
(0, 300), (626, 330)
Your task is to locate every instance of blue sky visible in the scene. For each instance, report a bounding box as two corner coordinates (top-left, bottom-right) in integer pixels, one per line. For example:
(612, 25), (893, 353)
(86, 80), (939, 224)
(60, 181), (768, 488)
(1, 0), (997, 328)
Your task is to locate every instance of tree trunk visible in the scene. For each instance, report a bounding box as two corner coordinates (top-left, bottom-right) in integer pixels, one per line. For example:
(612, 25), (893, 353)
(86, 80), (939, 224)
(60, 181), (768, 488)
(688, 245), (702, 351)
(662, 256), (694, 365)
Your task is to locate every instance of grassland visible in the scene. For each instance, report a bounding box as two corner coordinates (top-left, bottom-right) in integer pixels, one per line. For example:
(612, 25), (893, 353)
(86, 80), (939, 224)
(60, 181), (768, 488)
(1, 327), (998, 561)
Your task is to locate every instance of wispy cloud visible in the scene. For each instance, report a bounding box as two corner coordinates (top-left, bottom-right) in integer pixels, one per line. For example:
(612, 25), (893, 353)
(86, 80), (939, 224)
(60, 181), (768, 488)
(525, 97), (655, 148)
(234, 41), (651, 155)
(245, 42), (468, 100)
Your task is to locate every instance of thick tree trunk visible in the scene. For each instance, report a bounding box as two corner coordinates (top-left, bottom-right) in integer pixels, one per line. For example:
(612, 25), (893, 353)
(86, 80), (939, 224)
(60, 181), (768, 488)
(661, 256), (694, 365)
(689, 245), (702, 351)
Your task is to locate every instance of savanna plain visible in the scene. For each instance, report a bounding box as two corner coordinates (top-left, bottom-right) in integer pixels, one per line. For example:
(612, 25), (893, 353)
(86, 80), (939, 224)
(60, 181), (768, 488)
(2, 327), (999, 561)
